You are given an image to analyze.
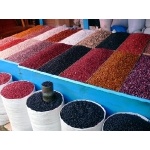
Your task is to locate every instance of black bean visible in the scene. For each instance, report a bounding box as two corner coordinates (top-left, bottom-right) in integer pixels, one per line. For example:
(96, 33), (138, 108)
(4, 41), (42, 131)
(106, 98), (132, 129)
(38, 45), (91, 75)
(60, 100), (105, 129)
(103, 113), (150, 131)
(96, 32), (129, 50)
(26, 91), (63, 112)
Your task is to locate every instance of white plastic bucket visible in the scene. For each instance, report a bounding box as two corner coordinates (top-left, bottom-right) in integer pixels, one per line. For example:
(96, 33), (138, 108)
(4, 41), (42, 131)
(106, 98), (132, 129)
(0, 80), (35, 131)
(60, 99), (106, 131)
(102, 112), (150, 131)
(0, 72), (12, 125)
(27, 90), (64, 131)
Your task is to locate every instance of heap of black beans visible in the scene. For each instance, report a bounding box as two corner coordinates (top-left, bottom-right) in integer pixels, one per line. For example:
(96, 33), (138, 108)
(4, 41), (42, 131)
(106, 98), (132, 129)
(60, 100), (105, 129)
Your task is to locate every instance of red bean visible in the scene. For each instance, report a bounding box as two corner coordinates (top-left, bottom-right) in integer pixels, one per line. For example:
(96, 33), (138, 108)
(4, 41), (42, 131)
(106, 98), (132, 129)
(60, 48), (113, 82)
(20, 43), (72, 69)
(0, 39), (25, 52)
(0, 73), (11, 85)
(46, 29), (80, 42)
(117, 33), (150, 55)
(6, 41), (52, 63)
(1, 81), (34, 99)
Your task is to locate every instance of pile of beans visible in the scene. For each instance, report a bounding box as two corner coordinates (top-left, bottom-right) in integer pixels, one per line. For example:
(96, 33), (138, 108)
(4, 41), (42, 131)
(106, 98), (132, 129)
(26, 91), (63, 112)
(20, 43), (72, 69)
(0, 39), (25, 52)
(103, 113), (150, 131)
(59, 30), (95, 45)
(60, 100), (105, 129)
(120, 54), (150, 99)
(33, 26), (68, 41)
(77, 29), (111, 48)
(38, 45), (91, 75)
(96, 33), (129, 50)
(117, 33), (150, 55)
(6, 41), (53, 63)
(1, 81), (34, 99)
(13, 25), (44, 38)
(0, 39), (40, 59)
(143, 41), (150, 54)
(87, 51), (139, 91)
(46, 29), (80, 42)
(22, 26), (53, 39)
(60, 48), (113, 82)
(0, 37), (16, 46)
(0, 73), (11, 85)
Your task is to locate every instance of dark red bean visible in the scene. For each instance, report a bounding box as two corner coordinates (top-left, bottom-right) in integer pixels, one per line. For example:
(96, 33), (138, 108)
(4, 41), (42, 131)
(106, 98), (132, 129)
(20, 43), (72, 69)
(0, 73), (11, 85)
(117, 33), (150, 55)
(1, 81), (34, 99)
(60, 48), (113, 82)
(46, 29), (80, 42)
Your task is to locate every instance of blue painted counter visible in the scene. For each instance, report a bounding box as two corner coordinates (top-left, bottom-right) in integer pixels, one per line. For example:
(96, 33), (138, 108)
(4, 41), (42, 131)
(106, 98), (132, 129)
(0, 59), (150, 119)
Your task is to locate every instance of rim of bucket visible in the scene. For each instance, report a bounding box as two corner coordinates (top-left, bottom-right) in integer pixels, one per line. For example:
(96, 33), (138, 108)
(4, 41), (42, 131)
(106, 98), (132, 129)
(27, 90), (64, 112)
(60, 99), (106, 130)
(0, 80), (35, 100)
(102, 112), (150, 131)
(0, 72), (12, 86)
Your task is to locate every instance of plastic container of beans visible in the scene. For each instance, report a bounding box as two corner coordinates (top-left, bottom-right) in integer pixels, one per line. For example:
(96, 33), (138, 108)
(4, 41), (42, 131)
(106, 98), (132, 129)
(0, 80), (35, 131)
(102, 112), (150, 131)
(60, 100), (106, 131)
(0, 72), (12, 125)
(26, 81), (64, 131)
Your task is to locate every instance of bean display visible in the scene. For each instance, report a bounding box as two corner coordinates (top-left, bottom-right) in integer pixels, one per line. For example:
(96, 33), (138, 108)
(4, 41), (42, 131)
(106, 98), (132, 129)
(87, 51), (139, 91)
(38, 45), (91, 75)
(117, 33), (150, 55)
(0, 39), (40, 59)
(20, 43), (72, 69)
(96, 32), (129, 50)
(103, 113), (150, 131)
(0, 73), (11, 85)
(6, 41), (53, 63)
(0, 39), (25, 51)
(59, 30), (95, 45)
(1, 81), (34, 99)
(120, 54), (150, 99)
(13, 25), (44, 38)
(0, 37), (16, 45)
(26, 91), (63, 112)
(60, 100), (105, 129)
(22, 26), (53, 39)
(76, 29), (111, 48)
(60, 48), (113, 82)
(46, 29), (80, 42)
